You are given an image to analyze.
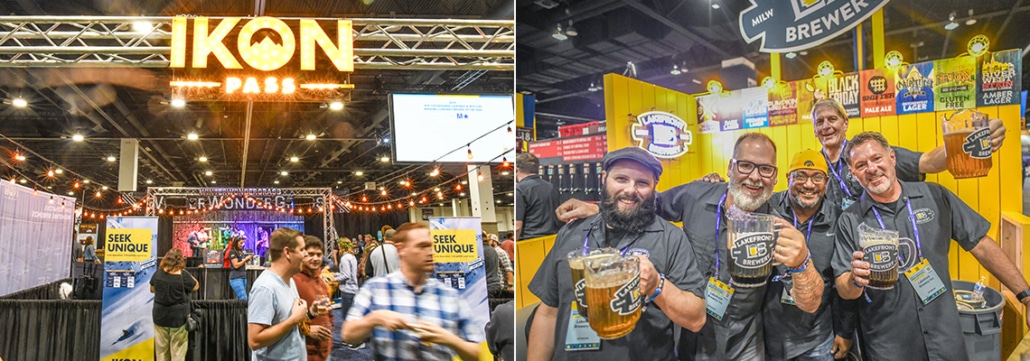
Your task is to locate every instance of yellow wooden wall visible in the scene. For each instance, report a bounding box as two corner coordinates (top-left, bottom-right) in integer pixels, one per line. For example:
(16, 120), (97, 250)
(602, 73), (1024, 285)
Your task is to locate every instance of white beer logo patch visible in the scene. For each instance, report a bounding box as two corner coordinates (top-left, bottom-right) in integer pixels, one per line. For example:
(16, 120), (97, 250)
(730, 232), (775, 269)
(963, 128), (992, 159)
(863, 243), (899, 271)
(913, 208), (936, 224)
(610, 275), (642, 316)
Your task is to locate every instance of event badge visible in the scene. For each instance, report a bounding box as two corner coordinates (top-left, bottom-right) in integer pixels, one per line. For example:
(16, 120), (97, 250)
(780, 279), (796, 305)
(904, 259), (947, 305)
(705, 277), (733, 321)
(564, 302), (600, 351)
(841, 198), (856, 211)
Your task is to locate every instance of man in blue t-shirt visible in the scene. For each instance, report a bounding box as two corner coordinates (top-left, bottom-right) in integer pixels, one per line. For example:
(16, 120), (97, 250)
(247, 228), (327, 361)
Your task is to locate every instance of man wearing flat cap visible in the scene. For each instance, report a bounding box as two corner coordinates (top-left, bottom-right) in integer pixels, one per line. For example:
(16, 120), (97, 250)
(558, 133), (821, 360)
(527, 146), (707, 361)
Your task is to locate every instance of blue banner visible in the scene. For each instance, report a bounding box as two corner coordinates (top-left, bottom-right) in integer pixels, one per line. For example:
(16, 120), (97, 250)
(896, 62), (935, 114)
(100, 217), (159, 361)
(428, 217), (490, 331)
(739, 0), (890, 52)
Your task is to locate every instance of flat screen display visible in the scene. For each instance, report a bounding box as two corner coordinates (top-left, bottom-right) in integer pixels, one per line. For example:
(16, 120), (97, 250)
(389, 94), (514, 163)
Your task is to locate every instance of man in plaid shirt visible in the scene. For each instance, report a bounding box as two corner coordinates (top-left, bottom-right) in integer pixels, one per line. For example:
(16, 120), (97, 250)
(342, 222), (483, 361)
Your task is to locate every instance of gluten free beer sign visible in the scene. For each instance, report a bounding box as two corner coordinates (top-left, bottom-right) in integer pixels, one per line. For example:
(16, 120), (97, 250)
(431, 230), (478, 263)
(105, 228), (153, 262)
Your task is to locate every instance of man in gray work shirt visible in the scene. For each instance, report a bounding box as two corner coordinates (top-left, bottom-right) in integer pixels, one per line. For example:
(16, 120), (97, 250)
(833, 132), (1030, 361)
(558, 133), (821, 360)
(528, 146), (707, 361)
(764, 150), (856, 361)
(516, 152), (563, 239)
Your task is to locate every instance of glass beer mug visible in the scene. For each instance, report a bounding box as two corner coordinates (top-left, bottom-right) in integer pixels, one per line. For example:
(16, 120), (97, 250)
(857, 223), (899, 290)
(726, 206), (777, 288)
(942, 109), (992, 179)
(582, 255), (642, 339)
(567, 248), (620, 322)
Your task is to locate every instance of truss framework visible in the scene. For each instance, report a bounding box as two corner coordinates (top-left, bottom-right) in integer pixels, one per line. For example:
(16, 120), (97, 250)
(145, 187), (340, 249)
(0, 16), (514, 70)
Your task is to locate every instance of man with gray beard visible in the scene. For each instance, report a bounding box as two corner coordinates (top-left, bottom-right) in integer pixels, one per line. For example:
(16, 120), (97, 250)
(557, 133), (822, 360)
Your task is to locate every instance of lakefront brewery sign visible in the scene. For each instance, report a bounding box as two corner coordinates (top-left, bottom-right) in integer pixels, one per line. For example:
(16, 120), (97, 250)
(169, 16), (354, 101)
(739, 0), (890, 52)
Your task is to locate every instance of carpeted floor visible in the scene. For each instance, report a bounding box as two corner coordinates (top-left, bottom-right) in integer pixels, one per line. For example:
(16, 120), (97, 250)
(329, 308), (373, 361)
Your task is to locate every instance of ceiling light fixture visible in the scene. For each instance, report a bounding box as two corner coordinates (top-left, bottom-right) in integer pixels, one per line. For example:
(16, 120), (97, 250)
(380, 156), (390, 163)
(945, 11), (959, 31)
(328, 101), (344, 111)
(670, 64), (682, 75)
(355, 171), (363, 176)
(198, 156), (208, 162)
(565, 20), (578, 37)
(106, 156), (116, 162)
(305, 134), (317, 141)
(11, 98), (27, 108)
(72, 134), (84, 142)
(290, 156), (299, 163)
(14, 153), (25, 161)
(280, 171), (289, 176)
(133, 21), (152, 33)
(274, 180), (280, 184)
(187, 132), (199, 141)
(588, 82), (599, 92)
(146, 179), (153, 184)
(170, 98), (186, 108)
(205, 170), (213, 176)
(785, 52), (797, 59)
(54, 168), (63, 175)
(712, 3), (720, 9)
(552, 23), (568, 41)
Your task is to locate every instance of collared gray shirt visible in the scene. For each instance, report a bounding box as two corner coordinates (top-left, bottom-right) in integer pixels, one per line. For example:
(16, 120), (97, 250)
(764, 191), (850, 359)
(528, 213), (706, 361)
(516, 174), (563, 239)
(831, 181), (989, 361)
(823, 145), (922, 211)
(657, 181), (778, 361)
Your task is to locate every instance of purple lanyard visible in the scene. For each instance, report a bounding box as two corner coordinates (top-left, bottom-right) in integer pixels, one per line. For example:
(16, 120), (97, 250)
(713, 194), (727, 279)
(823, 140), (855, 199)
(792, 208), (815, 244)
(870, 198), (924, 261)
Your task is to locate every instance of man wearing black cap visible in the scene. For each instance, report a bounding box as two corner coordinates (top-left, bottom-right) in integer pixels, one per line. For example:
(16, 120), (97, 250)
(557, 133), (820, 360)
(527, 146), (707, 361)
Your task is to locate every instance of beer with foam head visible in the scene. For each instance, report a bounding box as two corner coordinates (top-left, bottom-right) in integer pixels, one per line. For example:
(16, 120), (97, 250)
(567, 248), (619, 322)
(942, 109), (992, 179)
(583, 255), (642, 339)
(858, 223), (899, 290)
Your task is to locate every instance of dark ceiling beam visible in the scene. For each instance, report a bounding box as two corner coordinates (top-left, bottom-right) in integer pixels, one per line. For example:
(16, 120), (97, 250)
(518, 0), (626, 42)
(994, 0), (1025, 41)
(622, 0), (731, 58)
(818, 5), (1030, 49)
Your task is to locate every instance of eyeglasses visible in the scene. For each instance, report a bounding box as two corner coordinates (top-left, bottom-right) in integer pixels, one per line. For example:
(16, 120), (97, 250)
(732, 159), (777, 178)
(791, 172), (827, 185)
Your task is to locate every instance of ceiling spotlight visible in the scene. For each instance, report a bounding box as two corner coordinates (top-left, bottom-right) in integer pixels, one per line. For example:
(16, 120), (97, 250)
(72, 134), (85, 142)
(290, 156), (299, 163)
(274, 180), (280, 184)
(712, 3), (720, 9)
(785, 52), (797, 59)
(19, 179), (26, 184)
(83, 179), (90, 184)
(145, 179), (153, 184)
(552, 23), (568, 41)
(47, 170), (55, 177)
(54, 168), (63, 175)
(565, 20), (578, 37)
(170, 98), (186, 108)
(965, 9), (976, 25)
(14, 153), (25, 161)
(328, 101), (344, 111)
(337, 180), (343, 184)
(305, 134), (317, 141)
(501, 171), (510, 176)
(133, 21), (152, 33)
(355, 171), (363, 176)
(106, 156), (117, 162)
(198, 156), (208, 162)
(459, 192), (466, 197)
(205, 170), (213, 176)
(430, 168), (440, 177)
(101, 186), (108, 190)
(210, 180), (216, 184)
(11, 98), (27, 108)
(280, 171), (289, 176)
(186, 132), (199, 141)
(380, 156), (390, 163)
(67, 191), (74, 196)
(945, 11), (959, 30)
(588, 82), (599, 92)
(670, 64), (682, 75)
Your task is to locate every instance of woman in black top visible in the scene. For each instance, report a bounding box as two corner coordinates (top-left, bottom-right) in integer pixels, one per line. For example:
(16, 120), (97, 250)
(226, 236), (252, 300)
(150, 248), (199, 361)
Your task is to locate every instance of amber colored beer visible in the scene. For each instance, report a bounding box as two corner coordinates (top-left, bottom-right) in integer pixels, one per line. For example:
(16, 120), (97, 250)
(944, 131), (992, 179)
(567, 250), (618, 322)
(585, 271), (642, 339)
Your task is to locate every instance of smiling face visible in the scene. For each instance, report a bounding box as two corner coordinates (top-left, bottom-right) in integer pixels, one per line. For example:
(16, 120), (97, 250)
(788, 169), (828, 209)
(727, 137), (777, 211)
(599, 159), (658, 233)
(847, 139), (898, 197)
(303, 245), (323, 273)
(812, 103), (849, 151)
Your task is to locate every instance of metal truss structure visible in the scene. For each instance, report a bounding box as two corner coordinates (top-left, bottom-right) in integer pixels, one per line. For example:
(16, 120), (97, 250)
(0, 16), (514, 70)
(145, 187), (339, 248)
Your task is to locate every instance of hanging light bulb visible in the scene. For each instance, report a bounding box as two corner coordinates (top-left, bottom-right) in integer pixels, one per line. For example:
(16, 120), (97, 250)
(455, 184), (462, 191)
(409, 200), (415, 206)
(47, 170), (55, 177)
(361, 195), (368, 202)
(73, 181), (81, 189)
(478, 174), (484, 182)
(430, 168), (440, 177)
(381, 189), (387, 196)
(467, 145), (474, 160)
(95, 191), (102, 198)
(502, 157), (509, 168)
(48, 195), (54, 204)
(33, 188), (38, 196)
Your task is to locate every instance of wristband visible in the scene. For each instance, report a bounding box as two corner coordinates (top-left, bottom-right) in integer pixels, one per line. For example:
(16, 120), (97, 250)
(1017, 288), (1030, 303)
(787, 252), (811, 273)
(851, 279), (864, 289)
(307, 309), (316, 319)
(646, 273), (665, 303)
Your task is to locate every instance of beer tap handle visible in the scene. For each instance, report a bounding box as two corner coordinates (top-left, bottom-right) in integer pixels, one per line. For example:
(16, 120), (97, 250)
(582, 163), (593, 194)
(596, 162), (604, 197)
(557, 165), (566, 193)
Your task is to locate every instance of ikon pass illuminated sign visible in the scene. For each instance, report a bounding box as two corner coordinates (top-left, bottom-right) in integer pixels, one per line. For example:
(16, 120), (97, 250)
(169, 16), (354, 101)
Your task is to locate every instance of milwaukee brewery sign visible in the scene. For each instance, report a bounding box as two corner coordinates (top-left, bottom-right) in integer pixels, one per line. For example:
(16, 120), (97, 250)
(739, 0), (890, 53)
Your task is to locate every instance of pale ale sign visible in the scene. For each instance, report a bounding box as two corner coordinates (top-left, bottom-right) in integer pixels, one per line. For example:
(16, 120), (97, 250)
(169, 16), (354, 101)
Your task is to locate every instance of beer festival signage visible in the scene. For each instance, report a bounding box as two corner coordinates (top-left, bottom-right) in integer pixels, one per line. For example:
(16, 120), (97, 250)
(100, 217), (159, 361)
(429, 218), (490, 335)
(631, 111), (694, 158)
(169, 16), (354, 101)
(739, 0), (891, 52)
